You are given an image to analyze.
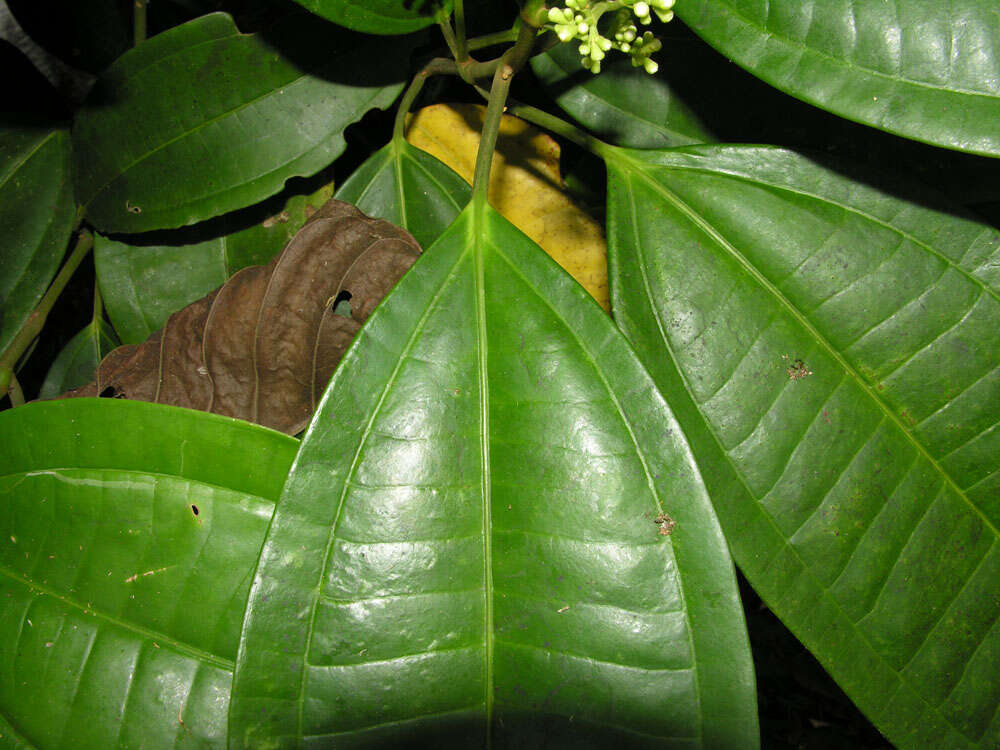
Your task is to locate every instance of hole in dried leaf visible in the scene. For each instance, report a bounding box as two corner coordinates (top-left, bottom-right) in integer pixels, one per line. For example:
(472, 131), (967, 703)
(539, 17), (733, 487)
(332, 290), (353, 318)
(99, 386), (124, 398)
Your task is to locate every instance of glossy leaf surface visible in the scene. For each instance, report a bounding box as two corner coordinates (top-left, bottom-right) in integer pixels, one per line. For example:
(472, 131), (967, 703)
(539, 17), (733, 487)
(531, 36), (714, 148)
(0, 399), (297, 746)
(290, 0), (446, 34)
(73, 13), (413, 232)
(334, 139), (469, 250)
(604, 144), (1000, 747)
(230, 203), (757, 747)
(675, 0), (1000, 157)
(94, 180), (336, 345)
(38, 318), (118, 399)
(0, 127), (75, 358)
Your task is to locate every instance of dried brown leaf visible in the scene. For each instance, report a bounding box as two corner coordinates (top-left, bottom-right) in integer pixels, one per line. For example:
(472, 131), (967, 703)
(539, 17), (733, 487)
(61, 200), (421, 434)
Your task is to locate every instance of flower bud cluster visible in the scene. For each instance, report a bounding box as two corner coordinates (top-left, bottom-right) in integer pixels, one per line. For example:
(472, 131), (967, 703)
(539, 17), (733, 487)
(545, 0), (674, 74)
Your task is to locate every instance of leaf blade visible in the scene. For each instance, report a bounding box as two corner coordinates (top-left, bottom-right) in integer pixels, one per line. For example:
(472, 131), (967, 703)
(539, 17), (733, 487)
(73, 13), (413, 232)
(675, 0), (1000, 157)
(38, 318), (118, 399)
(290, 0), (447, 34)
(334, 139), (469, 249)
(530, 37), (715, 149)
(229, 204), (757, 746)
(604, 144), (1000, 747)
(0, 127), (75, 358)
(0, 399), (297, 747)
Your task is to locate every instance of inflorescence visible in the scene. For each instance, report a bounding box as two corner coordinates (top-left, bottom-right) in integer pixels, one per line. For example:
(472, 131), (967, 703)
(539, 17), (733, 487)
(545, 0), (675, 74)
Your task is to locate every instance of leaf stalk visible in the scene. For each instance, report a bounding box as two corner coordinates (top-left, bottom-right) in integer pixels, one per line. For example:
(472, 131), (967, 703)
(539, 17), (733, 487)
(0, 229), (94, 403)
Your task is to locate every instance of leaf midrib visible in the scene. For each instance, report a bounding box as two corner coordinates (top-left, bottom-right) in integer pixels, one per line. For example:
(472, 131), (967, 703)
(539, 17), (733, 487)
(0, 566), (233, 671)
(613, 166), (985, 745)
(616, 154), (998, 540)
(472, 207), (495, 749)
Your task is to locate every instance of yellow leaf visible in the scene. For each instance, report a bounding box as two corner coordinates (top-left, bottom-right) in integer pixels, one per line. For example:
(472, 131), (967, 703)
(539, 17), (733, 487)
(405, 103), (610, 312)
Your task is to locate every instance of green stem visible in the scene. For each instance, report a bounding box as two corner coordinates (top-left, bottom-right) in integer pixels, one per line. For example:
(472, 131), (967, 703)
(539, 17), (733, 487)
(436, 12), (461, 60)
(0, 229), (95, 401)
(7, 373), (24, 408)
(466, 27), (519, 52)
(471, 64), (515, 213)
(392, 58), (461, 143)
(454, 0), (467, 60)
(506, 102), (613, 159)
(503, 14), (543, 75)
(133, 0), (147, 46)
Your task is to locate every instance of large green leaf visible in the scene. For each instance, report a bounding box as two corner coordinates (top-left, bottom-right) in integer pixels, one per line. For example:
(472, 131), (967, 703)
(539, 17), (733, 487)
(229, 202), (757, 746)
(290, 0), (446, 34)
(73, 12), (413, 233)
(38, 318), (118, 398)
(530, 33), (714, 148)
(675, 0), (1000, 157)
(0, 399), (296, 746)
(334, 138), (469, 249)
(94, 180), (335, 345)
(0, 127), (75, 359)
(604, 144), (1000, 747)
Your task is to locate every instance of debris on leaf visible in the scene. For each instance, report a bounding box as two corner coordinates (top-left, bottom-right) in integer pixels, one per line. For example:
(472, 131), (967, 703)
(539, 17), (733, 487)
(783, 355), (813, 380)
(59, 200), (421, 434)
(654, 512), (676, 535)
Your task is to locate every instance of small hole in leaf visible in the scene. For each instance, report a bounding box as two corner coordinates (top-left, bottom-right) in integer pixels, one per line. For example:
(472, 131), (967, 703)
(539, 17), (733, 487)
(100, 386), (121, 398)
(191, 505), (199, 516)
(332, 290), (353, 318)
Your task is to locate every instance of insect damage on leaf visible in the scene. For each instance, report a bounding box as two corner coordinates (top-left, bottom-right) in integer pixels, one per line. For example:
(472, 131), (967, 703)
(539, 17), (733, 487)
(782, 355), (813, 380)
(58, 200), (421, 434)
(654, 511), (676, 535)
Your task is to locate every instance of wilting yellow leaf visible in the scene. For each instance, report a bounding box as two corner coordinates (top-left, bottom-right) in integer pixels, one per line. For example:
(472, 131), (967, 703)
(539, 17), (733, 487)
(406, 103), (610, 312)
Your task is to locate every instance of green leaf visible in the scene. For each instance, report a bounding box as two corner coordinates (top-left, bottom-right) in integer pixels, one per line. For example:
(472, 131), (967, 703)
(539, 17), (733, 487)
(73, 12), (414, 233)
(94, 179), (335, 345)
(675, 0), (1000, 157)
(604, 144), (1000, 748)
(38, 318), (118, 398)
(334, 139), (469, 249)
(531, 34), (714, 148)
(0, 127), (75, 359)
(290, 0), (447, 34)
(229, 203), (757, 747)
(0, 399), (297, 746)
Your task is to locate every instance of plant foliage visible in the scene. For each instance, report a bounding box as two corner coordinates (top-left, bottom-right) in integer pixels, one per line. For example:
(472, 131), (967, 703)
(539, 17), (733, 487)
(1, 0), (998, 747)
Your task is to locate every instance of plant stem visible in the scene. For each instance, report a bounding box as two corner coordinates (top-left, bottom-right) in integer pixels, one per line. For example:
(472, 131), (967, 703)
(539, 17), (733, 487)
(7, 373), (24, 408)
(506, 102), (613, 158)
(133, 0), (147, 46)
(0, 229), (94, 401)
(436, 12), (461, 60)
(392, 58), (461, 142)
(471, 63), (515, 214)
(467, 27), (519, 52)
(454, 0), (467, 60)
